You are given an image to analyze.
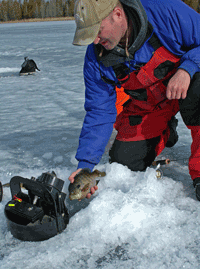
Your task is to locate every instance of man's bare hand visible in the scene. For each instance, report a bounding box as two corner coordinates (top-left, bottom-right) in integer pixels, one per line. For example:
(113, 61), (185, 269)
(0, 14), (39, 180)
(86, 185), (98, 199)
(166, 69), (191, 100)
(68, 169), (98, 199)
(68, 168), (82, 183)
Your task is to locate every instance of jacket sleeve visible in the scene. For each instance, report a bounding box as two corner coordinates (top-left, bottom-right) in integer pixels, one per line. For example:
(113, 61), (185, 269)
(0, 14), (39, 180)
(75, 45), (117, 171)
(143, 0), (200, 78)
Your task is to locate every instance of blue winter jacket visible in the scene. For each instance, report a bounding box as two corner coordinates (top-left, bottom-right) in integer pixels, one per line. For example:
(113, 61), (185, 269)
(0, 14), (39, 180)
(76, 0), (200, 171)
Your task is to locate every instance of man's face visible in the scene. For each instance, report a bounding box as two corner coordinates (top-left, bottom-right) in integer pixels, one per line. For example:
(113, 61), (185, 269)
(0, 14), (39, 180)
(93, 15), (123, 50)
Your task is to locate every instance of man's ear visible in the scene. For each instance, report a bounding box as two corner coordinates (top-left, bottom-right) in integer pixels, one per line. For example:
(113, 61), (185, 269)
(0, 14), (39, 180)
(111, 6), (123, 23)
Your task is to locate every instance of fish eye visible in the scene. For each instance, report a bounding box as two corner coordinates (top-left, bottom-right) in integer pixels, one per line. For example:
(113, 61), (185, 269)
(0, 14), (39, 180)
(77, 184), (80, 188)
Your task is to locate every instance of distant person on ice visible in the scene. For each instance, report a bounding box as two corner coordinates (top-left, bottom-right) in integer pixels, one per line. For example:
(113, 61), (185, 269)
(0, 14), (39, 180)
(69, 0), (200, 200)
(19, 57), (40, 75)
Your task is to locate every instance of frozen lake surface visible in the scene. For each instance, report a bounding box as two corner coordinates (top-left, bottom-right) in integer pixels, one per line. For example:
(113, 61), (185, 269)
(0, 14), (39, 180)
(0, 21), (200, 269)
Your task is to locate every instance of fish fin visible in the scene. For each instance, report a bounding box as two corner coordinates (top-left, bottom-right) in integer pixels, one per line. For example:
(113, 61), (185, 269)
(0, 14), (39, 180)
(81, 183), (90, 192)
(94, 170), (106, 177)
(96, 180), (100, 185)
(100, 172), (106, 177)
(78, 168), (91, 175)
(74, 168), (91, 180)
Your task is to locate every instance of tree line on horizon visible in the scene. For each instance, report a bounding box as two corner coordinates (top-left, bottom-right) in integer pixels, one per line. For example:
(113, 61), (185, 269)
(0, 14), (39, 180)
(0, 0), (199, 22)
(0, 0), (74, 21)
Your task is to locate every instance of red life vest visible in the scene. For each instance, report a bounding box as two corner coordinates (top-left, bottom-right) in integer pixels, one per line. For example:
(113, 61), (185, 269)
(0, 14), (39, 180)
(114, 44), (180, 144)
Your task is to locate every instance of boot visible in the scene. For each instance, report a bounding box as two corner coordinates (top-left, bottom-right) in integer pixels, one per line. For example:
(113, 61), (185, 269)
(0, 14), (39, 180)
(166, 116), (178, 148)
(193, 177), (200, 201)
